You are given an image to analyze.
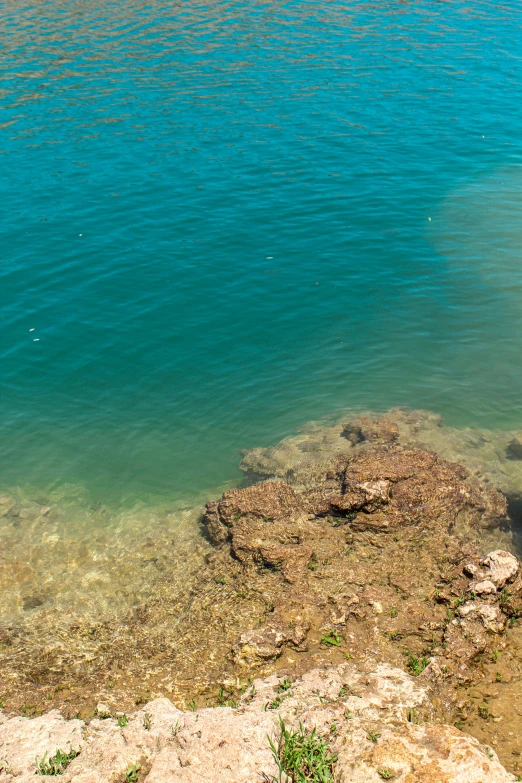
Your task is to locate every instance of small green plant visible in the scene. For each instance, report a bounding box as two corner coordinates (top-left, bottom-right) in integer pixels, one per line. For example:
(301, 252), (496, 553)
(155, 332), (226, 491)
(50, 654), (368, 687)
(266, 694), (287, 711)
(367, 731), (381, 743)
(496, 672), (503, 682)
(307, 555), (319, 571)
(454, 720), (465, 730)
(117, 714), (128, 728)
(478, 705), (489, 720)
(405, 650), (429, 676)
(320, 630), (341, 647)
(389, 608), (397, 618)
(501, 588), (512, 605)
(36, 747), (81, 775)
(378, 769), (393, 780)
(343, 709), (353, 719)
(407, 708), (418, 723)
(450, 595), (466, 609)
(268, 717), (337, 783)
(492, 649), (499, 662)
(21, 704), (41, 717)
(143, 712), (152, 729)
(188, 699), (196, 712)
(343, 651), (351, 660)
(278, 678), (292, 693)
(217, 685), (237, 706)
(339, 685), (348, 698)
(214, 575), (226, 585)
(125, 764), (140, 782)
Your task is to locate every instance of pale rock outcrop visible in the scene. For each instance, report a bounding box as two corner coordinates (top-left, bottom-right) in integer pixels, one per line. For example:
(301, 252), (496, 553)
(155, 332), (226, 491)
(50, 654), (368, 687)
(480, 551), (519, 590)
(0, 662), (514, 783)
(0, 710), (83, 777)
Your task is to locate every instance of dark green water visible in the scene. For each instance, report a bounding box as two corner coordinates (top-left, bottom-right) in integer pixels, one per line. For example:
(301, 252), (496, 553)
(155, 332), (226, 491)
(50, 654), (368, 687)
(1, 0), (522, 505)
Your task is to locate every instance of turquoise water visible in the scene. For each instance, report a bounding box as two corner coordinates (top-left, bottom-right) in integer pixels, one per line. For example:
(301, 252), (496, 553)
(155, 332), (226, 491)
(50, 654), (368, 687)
(2, 0), (522, 505)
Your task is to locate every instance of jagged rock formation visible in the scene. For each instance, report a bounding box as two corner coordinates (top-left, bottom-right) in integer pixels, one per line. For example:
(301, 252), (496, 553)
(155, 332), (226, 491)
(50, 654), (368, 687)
(203, 443), (513, 685)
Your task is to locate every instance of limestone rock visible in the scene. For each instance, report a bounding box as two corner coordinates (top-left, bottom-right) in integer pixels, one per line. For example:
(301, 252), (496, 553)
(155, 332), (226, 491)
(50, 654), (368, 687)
(336, 722), (513, 783)
(474, 579), (498, 595)
(0, 710), (83, 776)
(480, 550), (519, 589)
(0, 662), (514, 783)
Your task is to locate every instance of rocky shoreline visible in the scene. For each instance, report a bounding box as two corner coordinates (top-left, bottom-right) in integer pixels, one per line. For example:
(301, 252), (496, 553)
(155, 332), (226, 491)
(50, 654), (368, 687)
(3, 408), (522, 779)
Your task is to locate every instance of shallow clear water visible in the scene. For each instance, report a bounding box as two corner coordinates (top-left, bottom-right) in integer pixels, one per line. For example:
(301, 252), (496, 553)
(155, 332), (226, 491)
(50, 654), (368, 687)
(1, 0), (522, 505)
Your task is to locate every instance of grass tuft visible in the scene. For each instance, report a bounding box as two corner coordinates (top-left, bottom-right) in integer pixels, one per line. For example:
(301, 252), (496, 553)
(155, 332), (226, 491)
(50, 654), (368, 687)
(320, 631), (342, 647)
(124, 763), (140, 782)
(36, 747), (80, 775)
(268, 717), (337, 782)
(404, 650), (429, 676)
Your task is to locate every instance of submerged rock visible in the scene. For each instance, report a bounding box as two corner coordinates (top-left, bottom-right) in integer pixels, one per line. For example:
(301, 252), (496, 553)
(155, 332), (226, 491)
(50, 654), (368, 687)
(0, 495), (17, 519)
(506, 432), (522, 460)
